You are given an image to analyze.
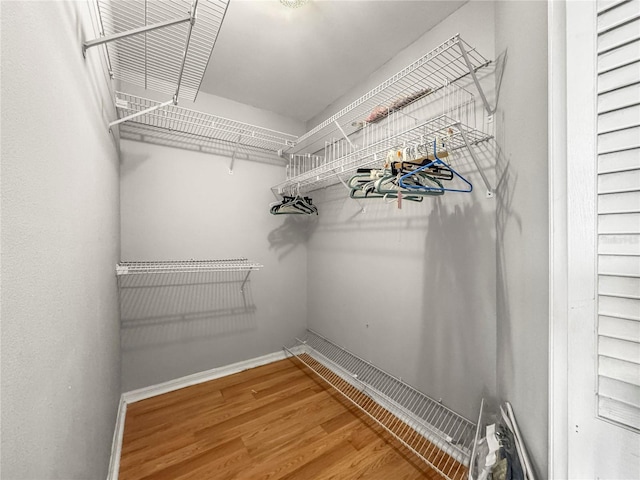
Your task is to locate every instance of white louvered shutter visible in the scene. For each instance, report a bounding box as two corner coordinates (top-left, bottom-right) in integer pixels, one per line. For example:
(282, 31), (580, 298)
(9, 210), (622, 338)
(597, 0), (640, 431)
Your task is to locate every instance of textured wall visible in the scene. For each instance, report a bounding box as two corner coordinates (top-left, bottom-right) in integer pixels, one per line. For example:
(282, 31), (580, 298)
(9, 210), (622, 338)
(1, 2), (121, 478)
(306, 1), (498, 421)
(119, 135), (308, 392)
(494, 1), (549, 475)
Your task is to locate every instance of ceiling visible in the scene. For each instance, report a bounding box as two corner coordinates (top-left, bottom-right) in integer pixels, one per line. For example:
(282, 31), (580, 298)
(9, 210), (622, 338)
(198, 0), (467, 123)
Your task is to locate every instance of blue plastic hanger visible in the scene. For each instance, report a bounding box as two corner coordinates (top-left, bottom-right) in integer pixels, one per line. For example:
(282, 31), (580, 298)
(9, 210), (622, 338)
(397, 140), (473, 193)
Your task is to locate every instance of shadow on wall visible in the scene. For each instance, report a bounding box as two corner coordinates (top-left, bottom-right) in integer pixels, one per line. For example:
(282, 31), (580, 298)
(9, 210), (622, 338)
(119, 271), (258, 352)
(495, 140), (521, 386)
(418, 197), (497, 415)
(268, 215), (318, 260)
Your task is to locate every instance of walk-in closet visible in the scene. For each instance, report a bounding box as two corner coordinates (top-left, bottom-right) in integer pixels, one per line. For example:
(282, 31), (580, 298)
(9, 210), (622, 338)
(2, 0), (639, 479)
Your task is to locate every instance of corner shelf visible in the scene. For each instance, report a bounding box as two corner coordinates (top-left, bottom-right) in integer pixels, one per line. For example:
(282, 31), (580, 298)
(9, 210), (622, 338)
(284, 330), (477, 480)
(289, 35), (491, 157)
(114, 92), (298, 155)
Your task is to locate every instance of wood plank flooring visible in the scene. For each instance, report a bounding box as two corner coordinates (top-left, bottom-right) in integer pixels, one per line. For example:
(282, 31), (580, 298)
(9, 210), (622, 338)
(119, 358), (452, 480)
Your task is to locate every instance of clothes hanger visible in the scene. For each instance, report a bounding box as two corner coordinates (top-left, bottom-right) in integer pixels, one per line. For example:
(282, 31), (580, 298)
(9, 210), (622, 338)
(270, 187), (318, 215)
(397, 140), (472, 193)
(374, 172), (444, 198)
(391, 143), (454, 180)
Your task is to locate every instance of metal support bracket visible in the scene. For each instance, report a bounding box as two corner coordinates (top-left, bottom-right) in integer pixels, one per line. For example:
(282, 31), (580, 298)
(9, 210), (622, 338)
(454, 122), (494, 198)
(457, 40), (496, 116)
(173, 0), (199, 101)
(109, 97), (175, 130)
(240, 270), (252, 293)
(229, 133), (243, 174)
(83, 15), (192, 57)
(334, 120), (357, 150)
(333, 168), (365, 213)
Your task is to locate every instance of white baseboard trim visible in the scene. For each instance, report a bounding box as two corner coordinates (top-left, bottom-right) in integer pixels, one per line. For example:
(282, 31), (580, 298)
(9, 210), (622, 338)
(123, 348), (299, 404)
(107, 395), (127, 480)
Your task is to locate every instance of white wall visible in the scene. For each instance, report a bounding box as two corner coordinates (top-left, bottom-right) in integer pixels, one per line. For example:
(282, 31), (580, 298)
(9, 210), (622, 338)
(1, 2), (121, 478)
(305, 1), (497, 421)
(119, 97), (308, 390)
(494, 1), (549, 476)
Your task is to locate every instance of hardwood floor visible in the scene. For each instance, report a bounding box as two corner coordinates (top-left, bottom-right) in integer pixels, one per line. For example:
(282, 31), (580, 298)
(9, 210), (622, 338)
(119, 358), (454, 480)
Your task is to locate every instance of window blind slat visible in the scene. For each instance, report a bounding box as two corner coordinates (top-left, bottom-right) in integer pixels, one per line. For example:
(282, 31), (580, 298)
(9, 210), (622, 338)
(598, 148), (640, 174)
(599, 355), (640, 385)
(600, 315), (640, 342)
(598, 38), (640, 73)
(598, 18), (640, 53)
(598, 0), (633, 15)
(598, 234), (640, 255)
(599, 190), (640, 213)
(599, 83), (640, 113)
(599, 213), (640, 233)
(598, 61), (640, 93)
(598, 169), (640, 193)
(599, 275), (640, 298)
(598, 0), (640, 32)
(598, 396), (640, 430)
(599, 375), (640, 406)
(599, 335), (640, 363)
(599, 295), (640, 320)
(598, 106), (640, 137)
(599, 254), (640, 276)
(598, 126), (640, 154)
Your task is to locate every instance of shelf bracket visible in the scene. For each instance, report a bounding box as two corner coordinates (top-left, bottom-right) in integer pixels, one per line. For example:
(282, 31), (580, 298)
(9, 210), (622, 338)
(240, 270), (252, 293)
(333, 169), (365, 213)
(334, 121), (357, 150)
(229, 134), (243, 174)
(457, 40), (496, 116)
(173, 0), (199, 102)
(454, 122), (494, 198)
(109, 97), (176, 130)
(83, 15), (193, 58)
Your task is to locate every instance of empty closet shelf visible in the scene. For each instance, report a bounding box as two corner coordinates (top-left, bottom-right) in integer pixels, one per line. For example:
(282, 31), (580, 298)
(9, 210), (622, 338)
(290, 34), (491, 156)
(114, 92), (298, 153)
(94, 0), (229, 102)
(284, 330), (477, 480)
(273, 114), (492, 195)
(115, 259), (263, 275)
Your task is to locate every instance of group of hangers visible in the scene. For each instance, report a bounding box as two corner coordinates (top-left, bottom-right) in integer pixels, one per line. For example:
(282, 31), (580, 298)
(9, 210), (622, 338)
(270, 193), (318, 215)
(271, 134), (472, 215)
(348, 134), (472, 204)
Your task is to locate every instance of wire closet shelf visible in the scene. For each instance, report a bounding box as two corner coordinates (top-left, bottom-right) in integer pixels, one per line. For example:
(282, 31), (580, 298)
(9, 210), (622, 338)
(93, 0), (229, 102)
(284, 330), (477, 480)
(115, 258), (263, 276)
(114, 92), (298, 153)
(272, 113), (492, 195)
(289, 34), (491, 156)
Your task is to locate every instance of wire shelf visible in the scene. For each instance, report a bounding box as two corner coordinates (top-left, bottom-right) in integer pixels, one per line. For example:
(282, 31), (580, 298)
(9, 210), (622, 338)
(115, 92), (298, 153)
(96, 0), (229, 102)
(273, 114), (492, 195)
(290, 35), (491, 156)
(284, 330), (476, 480)
(115, 258), (263, 276)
